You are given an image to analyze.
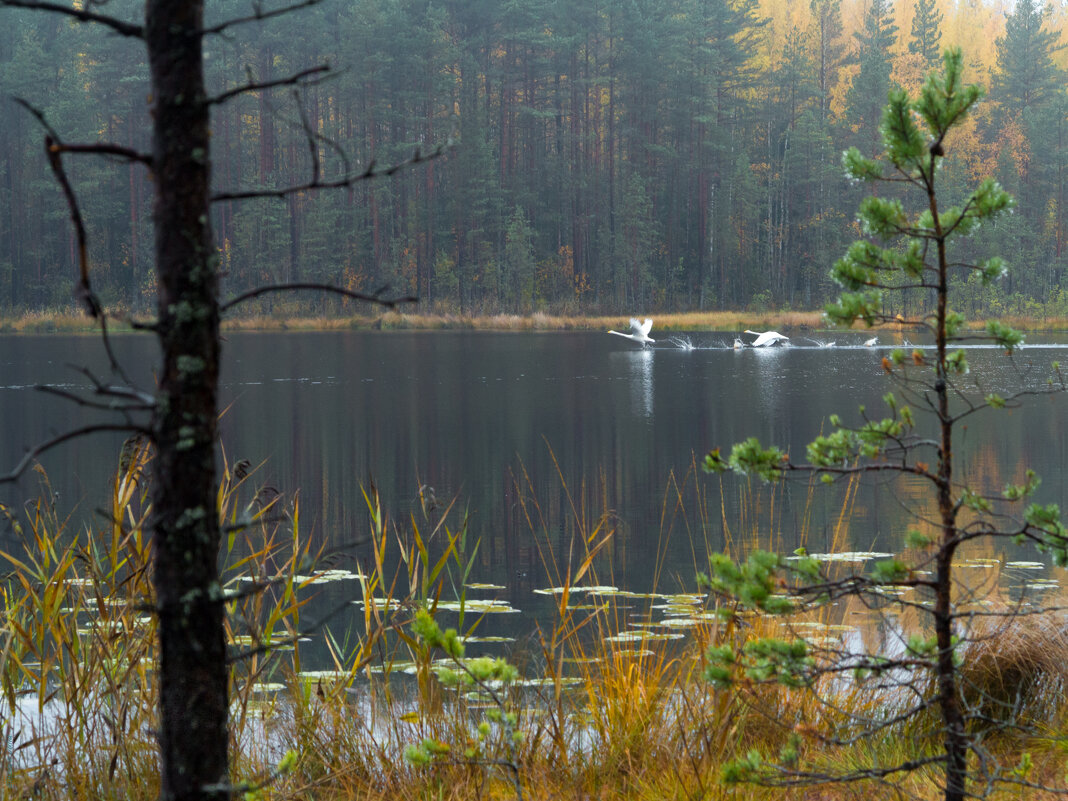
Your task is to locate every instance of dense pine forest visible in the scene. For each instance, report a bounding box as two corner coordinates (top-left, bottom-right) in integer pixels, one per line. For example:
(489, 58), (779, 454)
(1, 0), (1066, 317)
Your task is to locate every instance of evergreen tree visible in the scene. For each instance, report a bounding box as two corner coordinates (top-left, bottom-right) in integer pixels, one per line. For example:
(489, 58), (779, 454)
(990, 0), (1066, 295)
(907, 0), (943, 70)
(992, 0), (1063, 117)
(845, 0), (898, 155)
(704, 48), (1065, 801)
(809, 0), (844, 125)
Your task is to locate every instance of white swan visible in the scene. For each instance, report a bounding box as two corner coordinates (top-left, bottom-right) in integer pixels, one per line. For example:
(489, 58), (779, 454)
(864, 336), (878, 347)
(744, 329), (789, 347)
(608, 317), (655, 345)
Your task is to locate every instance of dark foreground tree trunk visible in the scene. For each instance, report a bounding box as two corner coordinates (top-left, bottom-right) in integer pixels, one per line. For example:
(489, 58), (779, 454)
(145, 0), (228, 798)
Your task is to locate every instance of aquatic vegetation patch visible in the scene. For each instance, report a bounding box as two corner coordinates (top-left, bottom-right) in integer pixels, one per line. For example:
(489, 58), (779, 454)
(604, 630), (685, 644)
(432, 599), (519, 614)
(788, 551), (894, 563)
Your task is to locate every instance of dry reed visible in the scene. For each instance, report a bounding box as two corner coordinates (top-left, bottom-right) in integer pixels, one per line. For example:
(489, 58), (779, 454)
(0, 447), (1064, 801)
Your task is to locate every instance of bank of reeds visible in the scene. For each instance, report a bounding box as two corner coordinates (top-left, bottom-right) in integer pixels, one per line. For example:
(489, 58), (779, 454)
(1, 449), (1066, 800)
(11, 305), (1068, 335)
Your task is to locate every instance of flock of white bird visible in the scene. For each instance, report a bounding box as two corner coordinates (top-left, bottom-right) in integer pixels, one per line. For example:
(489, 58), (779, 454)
(608, 318), (880, 349)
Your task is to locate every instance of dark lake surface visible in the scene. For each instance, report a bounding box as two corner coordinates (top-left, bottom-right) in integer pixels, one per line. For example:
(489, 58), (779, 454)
(1, 330), (1066, 656)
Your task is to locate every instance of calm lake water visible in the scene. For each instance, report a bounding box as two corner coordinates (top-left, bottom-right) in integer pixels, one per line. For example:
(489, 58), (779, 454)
(1, 330), (1066, 656)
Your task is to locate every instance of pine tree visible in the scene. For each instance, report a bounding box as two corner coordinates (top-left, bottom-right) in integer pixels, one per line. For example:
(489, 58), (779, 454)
(703, 48), (1067, 801)
(992, 0), (1064, 117)
(844, 0), (898, 155)
(907, 0), (943, 69)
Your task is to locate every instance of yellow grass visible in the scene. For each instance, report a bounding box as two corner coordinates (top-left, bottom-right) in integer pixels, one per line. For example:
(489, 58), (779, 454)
(8, 306), (1068, 334)
(2, 449), (1067, 800)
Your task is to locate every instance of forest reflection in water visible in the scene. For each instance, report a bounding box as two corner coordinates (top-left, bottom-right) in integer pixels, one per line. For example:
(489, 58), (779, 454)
(0, 330), (1066, 656)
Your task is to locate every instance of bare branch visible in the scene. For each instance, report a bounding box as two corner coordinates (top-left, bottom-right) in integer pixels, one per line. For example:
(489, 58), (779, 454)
(220, 282), (417, 313)
(0, 425), (149, 485)
(13, 100), (100, 318)
(51, 141), (152, 165)
(211, 144), (450, 202)
(0, 0), (143, 36)
(35, 384), (154, 414)
(294, 88), (321, 186)
(201, 0), (323, 36)
(208, 64), (330, 106)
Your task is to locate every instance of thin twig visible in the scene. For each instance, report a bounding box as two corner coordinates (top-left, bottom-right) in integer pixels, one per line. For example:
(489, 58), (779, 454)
(201, 0), (323, 36)
(0, 425), (149, 485)
(208, 64), (330, 106)
(220, 282), (417, 313)
(211, 144), (450, 202)
(0, 0), (142, 36)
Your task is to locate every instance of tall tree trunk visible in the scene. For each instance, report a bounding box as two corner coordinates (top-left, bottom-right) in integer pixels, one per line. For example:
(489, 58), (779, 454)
(932, 183), (967, 801)
(145, 0), (227, 798)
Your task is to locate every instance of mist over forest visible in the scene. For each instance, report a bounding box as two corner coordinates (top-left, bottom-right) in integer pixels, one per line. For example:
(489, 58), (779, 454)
(1, 0), (1066, 316)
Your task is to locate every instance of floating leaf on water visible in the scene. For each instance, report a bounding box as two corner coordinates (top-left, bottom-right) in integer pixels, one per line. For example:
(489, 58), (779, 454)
(791, 551), (894, 563)
(356, 598), (404, 611)
(433, 599), (519, 614)
(249, 682), (286, 693)
(366, 661), (417, 674)
(460, 635), (515, 643)
(596, 590), (667, 599)
(1005, 561), (1045, 569)
(533, 585), (619, 596)
(296, 569), (366, 584)
(656, 604), (707, 616)
(1016, 579), (1059, 590)
(227, 634), (306, 648)
(297, 670), (353, 680)
(238, 569), (365, 584)
(951, 560), (998, 569)
(399, 711), (421, 724)
(657, 618), (705, 629)
(464, 583), (506, 590)
(662, 593), (704, 604)
(513, 677), (583, 688)
(604, 631), (684, 643)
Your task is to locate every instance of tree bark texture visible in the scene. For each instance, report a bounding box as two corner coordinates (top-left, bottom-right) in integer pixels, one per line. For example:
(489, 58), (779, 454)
(145, 0), (227, 798)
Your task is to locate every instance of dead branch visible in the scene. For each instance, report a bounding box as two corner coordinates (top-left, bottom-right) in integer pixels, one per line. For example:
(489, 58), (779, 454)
(220, 282), (417, 313)
(211, 143), (450, 202)
(201, 0), (323, 36)
(0, 0), (142, 36)
(0, 425), (150, 485)
(49, 142), (152, 165)
(208, 64), (331, 106)
(35, 385), (154, 415)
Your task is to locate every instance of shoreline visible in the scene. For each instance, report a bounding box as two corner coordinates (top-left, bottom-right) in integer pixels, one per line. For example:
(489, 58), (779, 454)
(3, 308), (1068, 334)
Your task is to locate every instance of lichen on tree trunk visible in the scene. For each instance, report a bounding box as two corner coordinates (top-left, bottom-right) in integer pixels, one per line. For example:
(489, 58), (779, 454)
(145, 0), (228, 797)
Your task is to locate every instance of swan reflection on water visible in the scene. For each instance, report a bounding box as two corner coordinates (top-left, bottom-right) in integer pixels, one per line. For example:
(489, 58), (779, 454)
(611, 347), (654, 417)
